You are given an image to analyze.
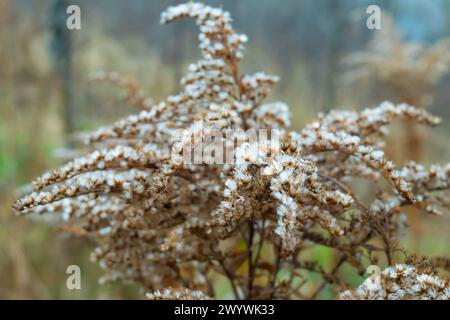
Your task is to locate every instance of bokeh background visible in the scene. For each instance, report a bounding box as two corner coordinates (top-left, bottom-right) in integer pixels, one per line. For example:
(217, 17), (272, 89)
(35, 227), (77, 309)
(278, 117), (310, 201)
(0, 0), (449, 299)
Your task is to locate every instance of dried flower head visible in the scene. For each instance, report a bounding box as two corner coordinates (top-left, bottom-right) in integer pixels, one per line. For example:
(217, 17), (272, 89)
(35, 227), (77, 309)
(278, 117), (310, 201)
(147, 287), (211, 300)
(338, 264), (449, 300)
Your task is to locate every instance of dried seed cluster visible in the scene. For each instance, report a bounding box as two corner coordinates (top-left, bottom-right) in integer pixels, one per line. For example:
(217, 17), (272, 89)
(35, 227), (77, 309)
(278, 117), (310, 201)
(14, 2), (450, 300)
(147, 287), (211, 300)
(339, 264), (450, 300)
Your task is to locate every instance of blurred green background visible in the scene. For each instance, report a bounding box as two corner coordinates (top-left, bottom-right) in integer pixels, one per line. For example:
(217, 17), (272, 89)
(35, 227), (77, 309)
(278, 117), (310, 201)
(0, 0), (449, 299)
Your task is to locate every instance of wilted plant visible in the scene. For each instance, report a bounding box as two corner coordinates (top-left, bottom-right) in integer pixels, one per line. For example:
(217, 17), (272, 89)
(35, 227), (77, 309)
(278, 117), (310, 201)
(344, 12), (450, 161)
(14, 3), (450, 300)
(344, 12), (450, 250)
(339, 263), (449, 300)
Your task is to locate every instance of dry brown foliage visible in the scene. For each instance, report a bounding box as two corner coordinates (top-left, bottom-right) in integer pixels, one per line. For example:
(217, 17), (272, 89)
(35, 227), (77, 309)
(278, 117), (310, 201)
(14, 3), (450, 300)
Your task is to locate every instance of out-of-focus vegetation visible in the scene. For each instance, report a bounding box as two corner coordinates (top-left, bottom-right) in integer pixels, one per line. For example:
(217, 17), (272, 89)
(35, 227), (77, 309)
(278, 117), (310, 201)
(0, 0), (449, 299)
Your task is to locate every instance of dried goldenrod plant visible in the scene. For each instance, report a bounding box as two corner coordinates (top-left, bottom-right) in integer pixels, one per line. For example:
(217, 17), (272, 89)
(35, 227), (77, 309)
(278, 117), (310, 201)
(344, 12), (450, 251)
(147, 287), (212, 300)
(14, 3), (450, 300)
(344, 13), (450, 109)
(339, 263), (449, 300)
(344, 12), (450, 161)
(89, 71), (154, 110)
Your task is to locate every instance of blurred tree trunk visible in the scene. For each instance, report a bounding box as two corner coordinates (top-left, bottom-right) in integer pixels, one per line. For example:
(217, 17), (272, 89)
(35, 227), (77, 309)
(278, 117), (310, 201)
(50, 0), (75, 147)
(324, 0), (345, 111)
